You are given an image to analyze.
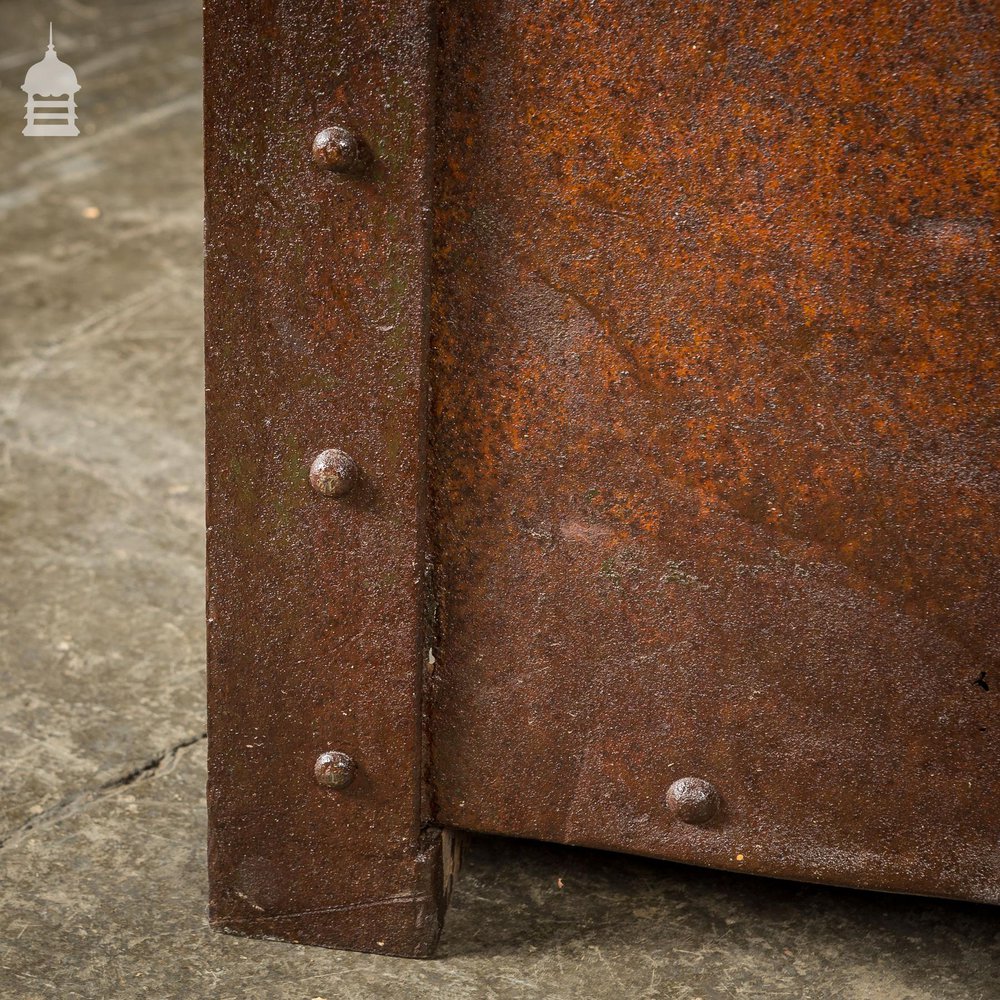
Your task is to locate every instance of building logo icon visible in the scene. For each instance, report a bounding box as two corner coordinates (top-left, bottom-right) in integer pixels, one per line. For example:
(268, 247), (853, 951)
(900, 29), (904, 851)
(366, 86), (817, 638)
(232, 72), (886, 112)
(22, 24), (80, 137)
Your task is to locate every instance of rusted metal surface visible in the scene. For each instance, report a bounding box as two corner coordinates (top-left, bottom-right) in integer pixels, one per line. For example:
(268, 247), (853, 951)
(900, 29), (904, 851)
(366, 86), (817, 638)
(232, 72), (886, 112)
(428, 1), (999, 902)
(205, 0), (454, 956)
(207, 0), (998, 957)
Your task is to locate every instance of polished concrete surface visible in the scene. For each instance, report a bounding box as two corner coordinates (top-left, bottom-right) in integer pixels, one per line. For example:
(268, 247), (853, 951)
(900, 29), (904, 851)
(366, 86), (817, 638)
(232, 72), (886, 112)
(1, 3), (997, 998)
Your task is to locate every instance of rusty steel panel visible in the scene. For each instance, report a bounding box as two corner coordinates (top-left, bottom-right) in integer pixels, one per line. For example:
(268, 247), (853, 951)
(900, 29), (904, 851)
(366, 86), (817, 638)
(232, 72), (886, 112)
(428, 1), (999, 902)
(205, 0), (454, 955)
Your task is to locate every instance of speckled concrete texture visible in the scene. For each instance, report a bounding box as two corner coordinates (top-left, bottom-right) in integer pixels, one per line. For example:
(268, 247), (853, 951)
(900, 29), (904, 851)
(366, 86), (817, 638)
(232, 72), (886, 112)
(0, 3), (997, 998)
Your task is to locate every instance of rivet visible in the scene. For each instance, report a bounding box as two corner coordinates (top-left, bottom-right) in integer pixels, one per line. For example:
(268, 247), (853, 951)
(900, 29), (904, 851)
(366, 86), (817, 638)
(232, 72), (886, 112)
(309, 449), (359, 497)
(311, 126), (369, 173)
(314, 751), (356, 789)
(666, 777), (720, 825)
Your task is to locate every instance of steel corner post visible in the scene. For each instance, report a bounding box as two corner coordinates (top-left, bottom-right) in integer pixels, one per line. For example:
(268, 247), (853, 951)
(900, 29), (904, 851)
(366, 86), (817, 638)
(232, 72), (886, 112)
(204, 0), (451, 956)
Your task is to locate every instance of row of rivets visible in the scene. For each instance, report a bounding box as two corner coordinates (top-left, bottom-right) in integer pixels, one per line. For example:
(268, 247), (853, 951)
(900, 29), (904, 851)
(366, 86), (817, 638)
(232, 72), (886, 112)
(304, 129), (723, 823)
(309, 126), (369, 790)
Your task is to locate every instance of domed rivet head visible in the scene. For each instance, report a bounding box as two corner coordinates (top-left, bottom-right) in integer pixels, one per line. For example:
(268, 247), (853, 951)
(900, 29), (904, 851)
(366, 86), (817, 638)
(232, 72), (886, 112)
(666, 777), (720, 825)
(311, 126), (369, 173)
(309, 449), (359, 497)
(314, 751), (356, 789)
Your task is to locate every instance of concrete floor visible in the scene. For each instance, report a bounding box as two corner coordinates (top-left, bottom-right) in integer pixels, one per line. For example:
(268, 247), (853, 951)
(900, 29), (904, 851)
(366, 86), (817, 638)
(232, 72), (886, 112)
(0, 3), (997, 998)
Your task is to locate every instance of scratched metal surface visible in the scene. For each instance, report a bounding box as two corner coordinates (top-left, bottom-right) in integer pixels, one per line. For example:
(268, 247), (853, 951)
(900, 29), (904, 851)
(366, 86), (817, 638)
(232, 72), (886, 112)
(204, 0), (453, 955)
(428, 0), (999, 902)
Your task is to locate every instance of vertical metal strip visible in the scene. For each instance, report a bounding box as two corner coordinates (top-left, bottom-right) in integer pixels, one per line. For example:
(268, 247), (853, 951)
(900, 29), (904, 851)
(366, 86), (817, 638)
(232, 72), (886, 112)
(205, 0), (447, 955)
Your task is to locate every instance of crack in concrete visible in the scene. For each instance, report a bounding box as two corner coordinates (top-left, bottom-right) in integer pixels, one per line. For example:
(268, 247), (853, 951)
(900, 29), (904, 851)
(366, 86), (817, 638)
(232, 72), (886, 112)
(0, 731), (206, 851)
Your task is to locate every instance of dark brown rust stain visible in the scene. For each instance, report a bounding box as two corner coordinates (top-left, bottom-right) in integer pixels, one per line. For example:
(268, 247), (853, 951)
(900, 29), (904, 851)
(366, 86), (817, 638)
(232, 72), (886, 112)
(428, 1), (999, 902)
(205, 0), (451, 956)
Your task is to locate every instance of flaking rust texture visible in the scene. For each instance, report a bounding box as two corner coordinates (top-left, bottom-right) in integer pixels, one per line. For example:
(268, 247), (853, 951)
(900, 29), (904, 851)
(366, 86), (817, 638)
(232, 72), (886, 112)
(428, 1), (999, 901)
